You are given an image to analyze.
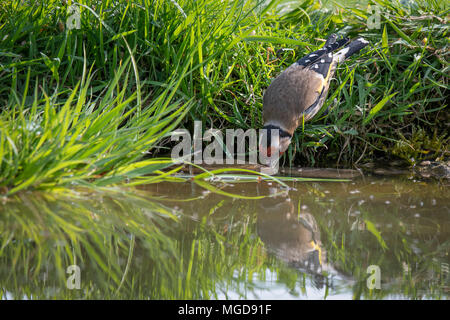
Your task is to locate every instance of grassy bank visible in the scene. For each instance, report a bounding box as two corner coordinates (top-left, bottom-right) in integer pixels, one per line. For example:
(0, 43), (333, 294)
(0, 0), (448, 194)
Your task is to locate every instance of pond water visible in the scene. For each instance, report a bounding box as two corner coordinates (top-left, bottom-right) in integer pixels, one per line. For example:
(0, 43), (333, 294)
(0, 168), (449, 299)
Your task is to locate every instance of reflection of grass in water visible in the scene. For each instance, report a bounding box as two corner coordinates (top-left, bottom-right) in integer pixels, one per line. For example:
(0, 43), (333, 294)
(0, 189), (271, 299)
(0, 180), (448, 299)
(0, 186), (322, 299)
(0, 190), (181, 299)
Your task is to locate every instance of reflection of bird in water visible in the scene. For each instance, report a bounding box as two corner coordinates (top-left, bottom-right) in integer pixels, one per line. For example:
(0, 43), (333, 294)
(256, 194), (327, 288)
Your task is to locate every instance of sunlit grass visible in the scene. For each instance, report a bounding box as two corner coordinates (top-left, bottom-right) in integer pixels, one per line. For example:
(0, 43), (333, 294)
(0, 0), (448, 194)
(0, 56), (192, 194)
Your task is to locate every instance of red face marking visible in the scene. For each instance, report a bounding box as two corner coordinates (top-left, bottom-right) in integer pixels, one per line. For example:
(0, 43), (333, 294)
(259, 145), (284, 158)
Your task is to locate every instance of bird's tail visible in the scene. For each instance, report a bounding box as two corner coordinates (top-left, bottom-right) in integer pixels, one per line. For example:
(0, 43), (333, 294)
(323, 34), (349, 52)
(333, 38), (369, 63)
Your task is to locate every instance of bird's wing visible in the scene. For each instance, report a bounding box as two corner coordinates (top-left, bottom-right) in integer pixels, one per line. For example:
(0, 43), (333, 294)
(263, 35), (368, 133)
(293, 36), (349, 120)
(263, 36), (348, 132)
(300, 51), (337, 121)
(296, 35), (348, 68)
(263, 62), (331, 132)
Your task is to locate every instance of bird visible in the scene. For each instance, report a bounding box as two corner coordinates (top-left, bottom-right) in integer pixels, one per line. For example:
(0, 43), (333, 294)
(259, 34), (369, 159)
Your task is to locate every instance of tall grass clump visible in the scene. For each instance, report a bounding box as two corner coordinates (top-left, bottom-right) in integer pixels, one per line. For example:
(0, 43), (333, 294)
(0, 58), (192, 194)
(0, 0), (277, 194)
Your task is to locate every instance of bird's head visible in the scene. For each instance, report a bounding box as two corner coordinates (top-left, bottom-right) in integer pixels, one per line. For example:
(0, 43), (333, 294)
(259, 125), (292, 159)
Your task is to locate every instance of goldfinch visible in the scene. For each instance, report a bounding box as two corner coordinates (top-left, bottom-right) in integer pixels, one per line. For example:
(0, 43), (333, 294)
(259, 34), (369, 158)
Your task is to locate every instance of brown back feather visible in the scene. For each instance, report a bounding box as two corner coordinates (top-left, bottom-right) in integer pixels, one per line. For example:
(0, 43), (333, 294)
(263, 64), (327, 135)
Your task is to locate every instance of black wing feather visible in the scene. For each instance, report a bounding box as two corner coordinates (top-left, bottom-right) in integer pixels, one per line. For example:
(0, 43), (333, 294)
(296, 34), (349, 68)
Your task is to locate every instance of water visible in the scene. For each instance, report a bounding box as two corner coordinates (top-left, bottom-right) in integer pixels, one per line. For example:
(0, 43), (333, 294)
(0, 169), (448, 299)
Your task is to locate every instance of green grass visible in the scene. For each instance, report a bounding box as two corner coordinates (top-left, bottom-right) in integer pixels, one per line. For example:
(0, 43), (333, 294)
(0, 0), (448, 194)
